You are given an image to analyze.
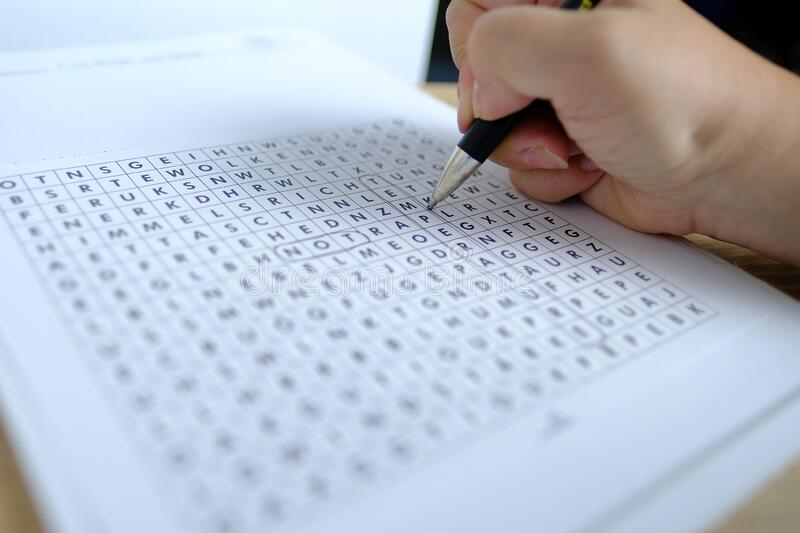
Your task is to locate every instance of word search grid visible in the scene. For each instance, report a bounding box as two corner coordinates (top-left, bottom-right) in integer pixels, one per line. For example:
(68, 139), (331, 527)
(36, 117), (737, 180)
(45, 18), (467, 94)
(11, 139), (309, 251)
(0, 118), (714, 532)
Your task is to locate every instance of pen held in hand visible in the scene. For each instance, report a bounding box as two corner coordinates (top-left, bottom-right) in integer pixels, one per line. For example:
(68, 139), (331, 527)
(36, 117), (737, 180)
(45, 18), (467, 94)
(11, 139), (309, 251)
(427, 0), (602, 210)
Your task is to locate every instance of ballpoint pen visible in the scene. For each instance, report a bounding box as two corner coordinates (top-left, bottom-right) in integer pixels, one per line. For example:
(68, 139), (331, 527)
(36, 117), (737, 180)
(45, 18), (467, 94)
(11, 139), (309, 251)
(427, 0), (602, 210)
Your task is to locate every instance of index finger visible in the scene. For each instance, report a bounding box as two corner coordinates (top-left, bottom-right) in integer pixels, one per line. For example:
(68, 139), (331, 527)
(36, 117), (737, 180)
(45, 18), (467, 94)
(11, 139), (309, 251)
(446, 0), (561, 70)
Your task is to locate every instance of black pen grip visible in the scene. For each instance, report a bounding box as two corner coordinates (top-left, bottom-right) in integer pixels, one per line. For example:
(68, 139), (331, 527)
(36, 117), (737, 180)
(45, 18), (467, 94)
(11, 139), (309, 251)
(457, 113), (524, 164)
(457, 101), (546, 163)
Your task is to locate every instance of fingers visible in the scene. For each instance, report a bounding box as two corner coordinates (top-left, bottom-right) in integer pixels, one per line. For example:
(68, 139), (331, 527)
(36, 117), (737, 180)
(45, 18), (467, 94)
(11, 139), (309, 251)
(578, 176), (695, 235)
(509, 157), (604, 203)
(578, 176), (639, 228)
(488, 103), (571, 170)
(448, 0), (565, 129)
(457, 65), (476, 132)
(446, 0), (484, 70)
(447, 0), (561, 70)
(468, 5), (616, 119)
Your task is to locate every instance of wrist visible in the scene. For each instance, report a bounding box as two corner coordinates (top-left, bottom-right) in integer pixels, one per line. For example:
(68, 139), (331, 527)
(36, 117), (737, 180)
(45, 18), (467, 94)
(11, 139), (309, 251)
(692, 65), (800, 265)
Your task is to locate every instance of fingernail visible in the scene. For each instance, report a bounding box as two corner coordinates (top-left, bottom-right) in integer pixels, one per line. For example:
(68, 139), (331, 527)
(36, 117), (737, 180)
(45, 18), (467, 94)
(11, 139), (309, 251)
(472, 80), (483, 118)
(579, 154), (600, 172)
(522, 147), (569, 170)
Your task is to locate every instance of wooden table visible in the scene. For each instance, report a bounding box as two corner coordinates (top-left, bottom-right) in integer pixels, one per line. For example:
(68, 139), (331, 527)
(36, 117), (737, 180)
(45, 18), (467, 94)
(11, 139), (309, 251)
(1, 83), (798, 533)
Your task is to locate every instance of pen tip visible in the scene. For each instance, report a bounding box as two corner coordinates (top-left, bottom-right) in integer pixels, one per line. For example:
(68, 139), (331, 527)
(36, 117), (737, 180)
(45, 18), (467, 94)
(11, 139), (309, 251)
(427, 199), (438, 210)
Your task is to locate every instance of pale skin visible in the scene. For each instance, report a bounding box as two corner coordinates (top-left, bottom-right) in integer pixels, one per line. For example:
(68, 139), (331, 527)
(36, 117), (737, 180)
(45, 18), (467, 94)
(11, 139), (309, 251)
(447, 0), (800, 266)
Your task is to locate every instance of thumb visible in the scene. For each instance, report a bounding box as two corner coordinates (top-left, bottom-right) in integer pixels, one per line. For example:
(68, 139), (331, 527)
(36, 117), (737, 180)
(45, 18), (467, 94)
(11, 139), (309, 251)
(467, 4), (621, 120)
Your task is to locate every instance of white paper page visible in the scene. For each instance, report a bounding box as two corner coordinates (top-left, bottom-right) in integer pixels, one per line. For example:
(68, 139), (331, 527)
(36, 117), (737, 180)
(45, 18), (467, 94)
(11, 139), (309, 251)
(1, 29), (799, 533)
(0, 0), (437, 83)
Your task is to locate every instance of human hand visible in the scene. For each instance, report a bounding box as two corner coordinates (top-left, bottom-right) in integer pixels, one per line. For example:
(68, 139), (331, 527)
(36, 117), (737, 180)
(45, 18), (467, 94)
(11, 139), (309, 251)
(448, 0), (800, 265)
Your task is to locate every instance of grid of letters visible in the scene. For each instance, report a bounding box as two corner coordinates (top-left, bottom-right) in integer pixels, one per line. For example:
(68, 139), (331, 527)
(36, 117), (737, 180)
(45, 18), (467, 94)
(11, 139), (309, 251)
(0, 119), (715, 532)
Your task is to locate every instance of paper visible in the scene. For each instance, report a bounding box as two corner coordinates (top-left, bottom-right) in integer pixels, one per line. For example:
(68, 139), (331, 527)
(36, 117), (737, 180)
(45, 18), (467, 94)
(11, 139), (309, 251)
(1, 29), (800, 533)
(0, 0), (436, 83)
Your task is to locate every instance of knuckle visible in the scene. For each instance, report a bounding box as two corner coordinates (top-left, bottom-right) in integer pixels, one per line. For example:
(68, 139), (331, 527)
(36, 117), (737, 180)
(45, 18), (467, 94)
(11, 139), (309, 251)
(444, 0), (461, 30)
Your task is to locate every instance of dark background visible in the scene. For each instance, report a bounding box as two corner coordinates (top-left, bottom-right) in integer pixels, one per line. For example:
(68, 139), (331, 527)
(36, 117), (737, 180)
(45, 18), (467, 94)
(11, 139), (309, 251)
(426, 0), (800, 81)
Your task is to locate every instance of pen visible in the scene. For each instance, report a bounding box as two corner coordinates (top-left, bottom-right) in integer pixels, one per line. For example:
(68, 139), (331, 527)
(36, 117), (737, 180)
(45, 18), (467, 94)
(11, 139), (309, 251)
(427, 0), (602, 210)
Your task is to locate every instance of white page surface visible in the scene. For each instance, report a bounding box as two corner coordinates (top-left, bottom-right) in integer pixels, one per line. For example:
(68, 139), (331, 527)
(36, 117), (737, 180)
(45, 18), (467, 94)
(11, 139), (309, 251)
(1, 29), (799, 533)
(0, 0), (437, 83)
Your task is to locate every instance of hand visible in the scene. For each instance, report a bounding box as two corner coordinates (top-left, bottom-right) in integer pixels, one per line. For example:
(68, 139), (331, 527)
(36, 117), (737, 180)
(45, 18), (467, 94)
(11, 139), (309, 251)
(448, 0), (800, 265)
